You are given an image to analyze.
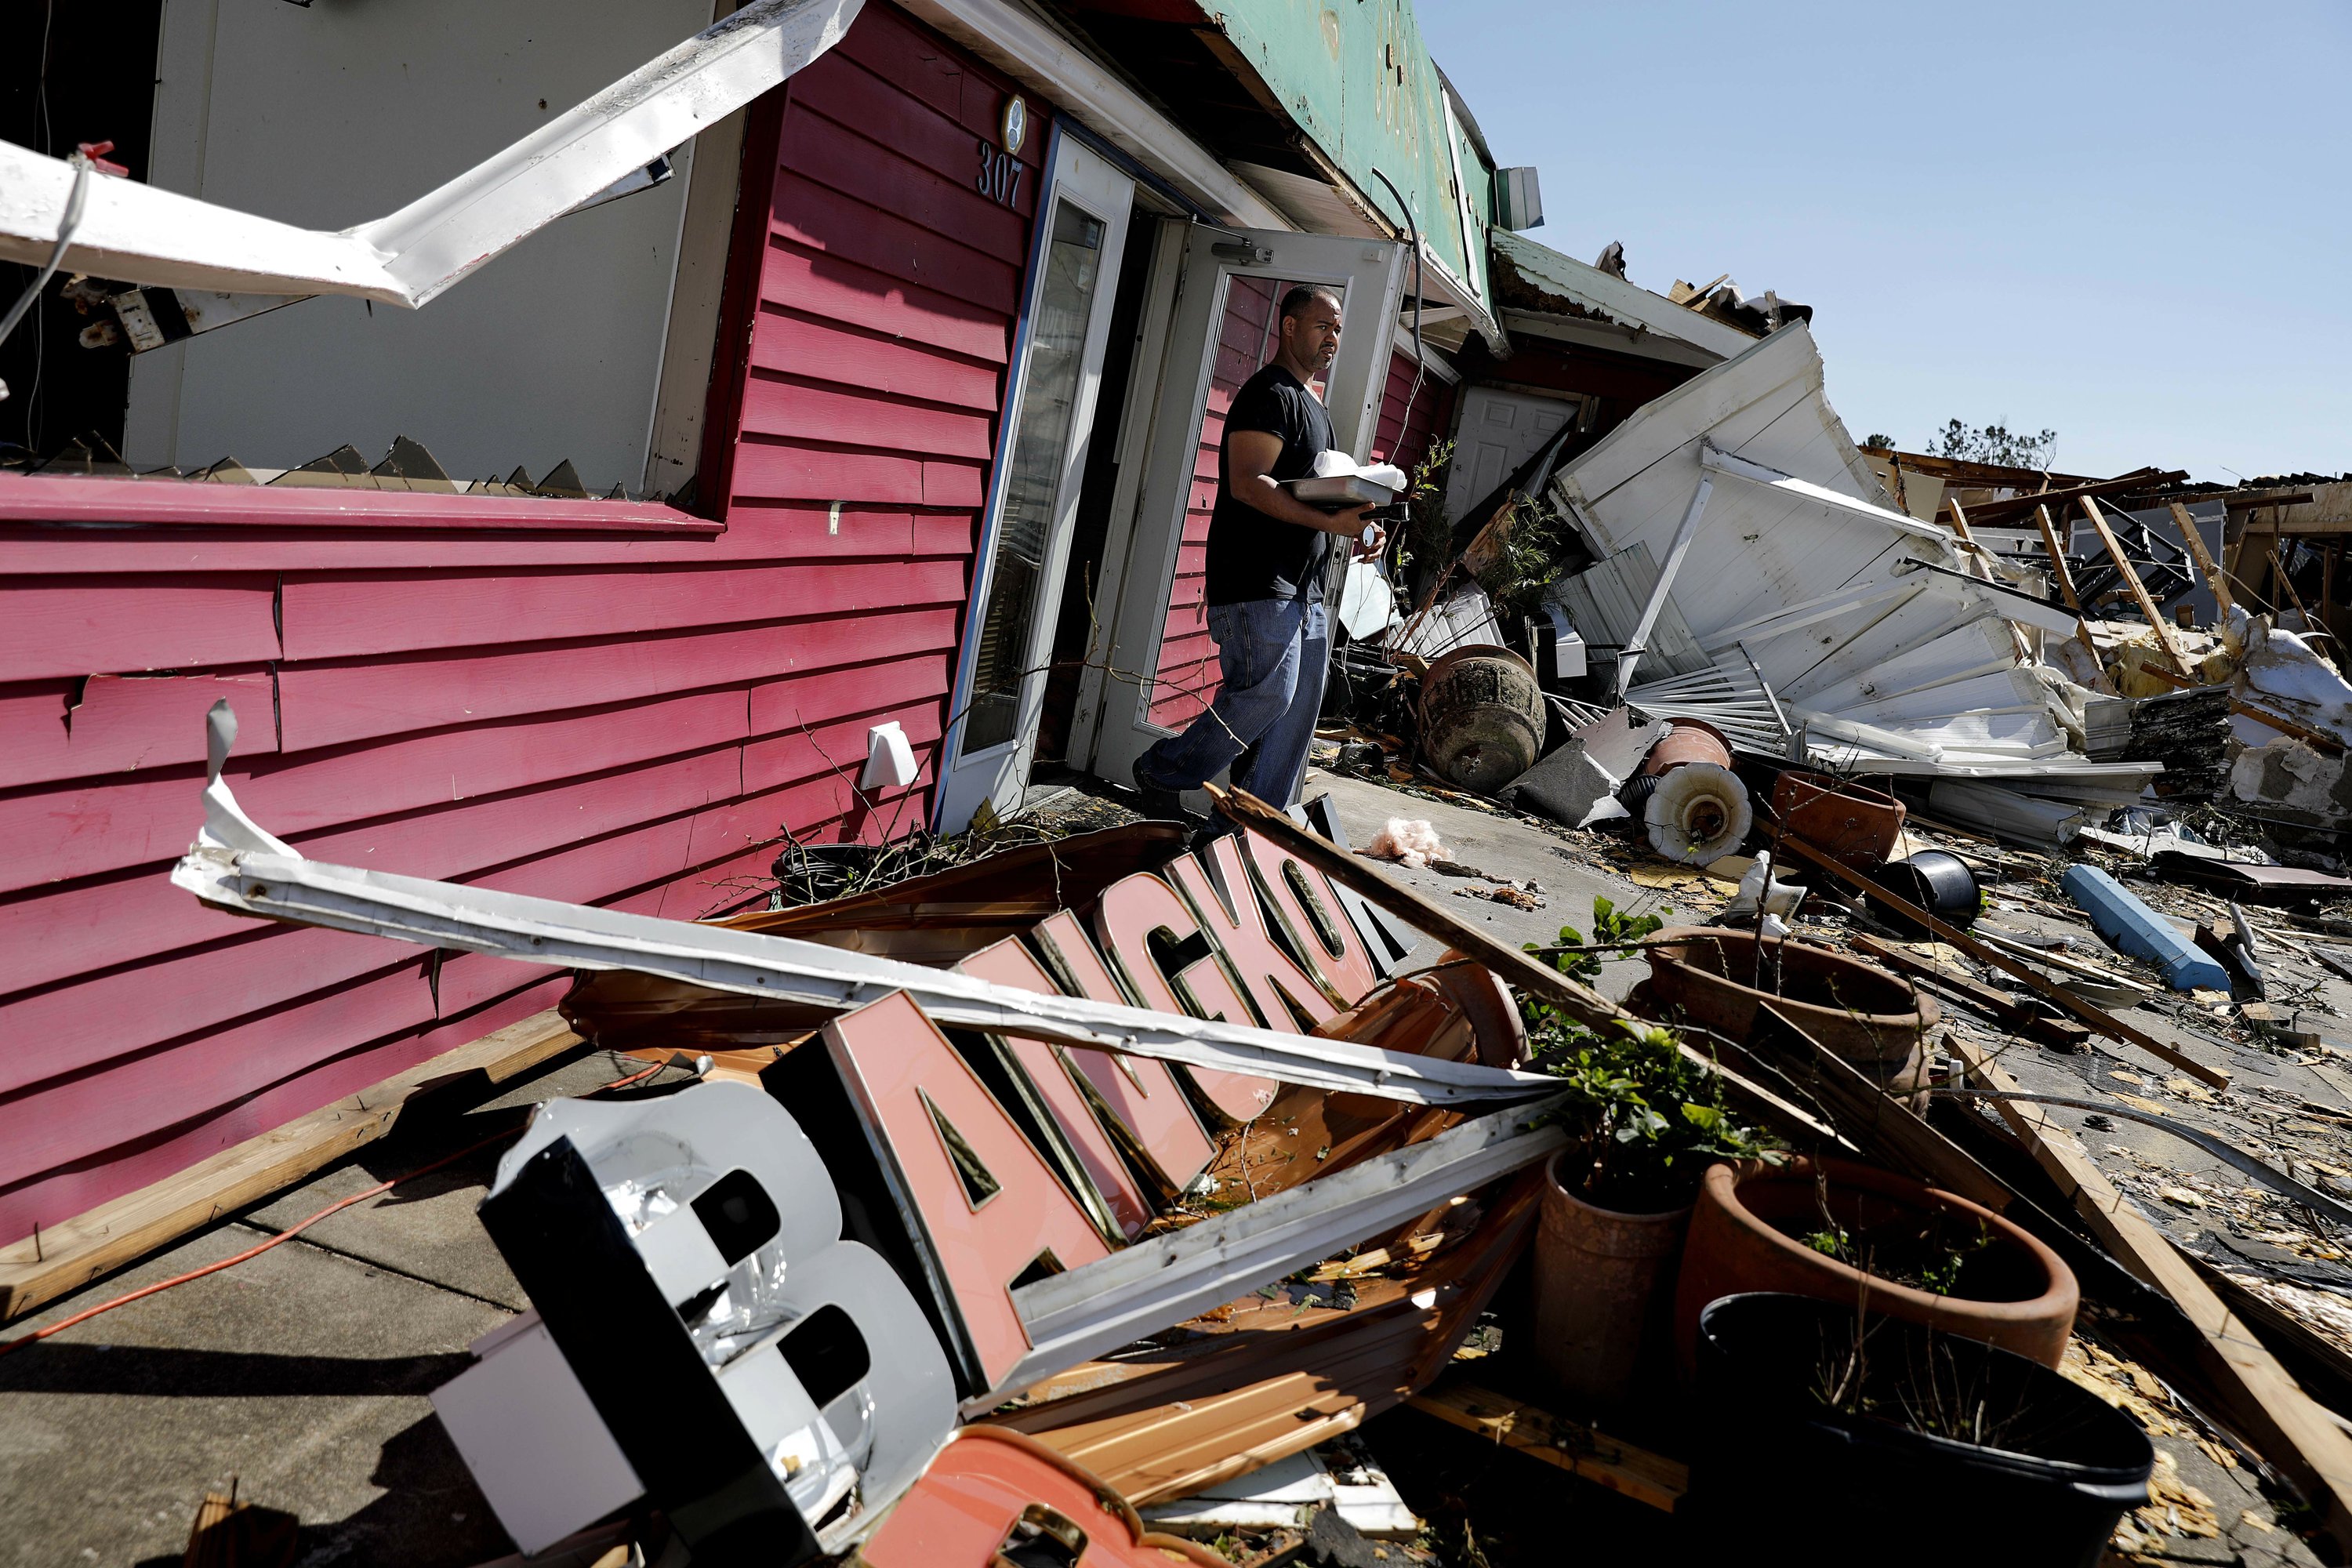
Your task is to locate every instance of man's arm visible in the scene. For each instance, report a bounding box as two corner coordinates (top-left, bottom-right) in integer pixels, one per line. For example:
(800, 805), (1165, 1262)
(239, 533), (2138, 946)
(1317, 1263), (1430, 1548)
(1226, 429), (1373, 536)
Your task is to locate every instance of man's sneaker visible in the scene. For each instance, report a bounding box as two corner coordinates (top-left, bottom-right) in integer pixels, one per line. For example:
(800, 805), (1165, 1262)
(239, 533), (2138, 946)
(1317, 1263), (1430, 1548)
(1128, 757), (1189, 822)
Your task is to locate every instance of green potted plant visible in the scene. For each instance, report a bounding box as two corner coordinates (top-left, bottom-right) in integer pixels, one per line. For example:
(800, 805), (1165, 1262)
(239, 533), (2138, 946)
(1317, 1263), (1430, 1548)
(1520, 900), (1775, 1410)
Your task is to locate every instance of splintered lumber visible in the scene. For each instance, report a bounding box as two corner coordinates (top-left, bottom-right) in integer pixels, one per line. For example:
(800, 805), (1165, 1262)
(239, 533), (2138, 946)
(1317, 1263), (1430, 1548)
(1774, 834), (2230, 1091)
(1210, 786), (1846, 1146)
(2171, 500), (2232, 615)
(1406, 1380), (1686, 1512)
(1947, 1035), (2352, 1556)
(2082, 495), (2198, 680)
(1952, 468), (2188, 528)
(0, 1008), (581, 1322)
(1850, 935), (2092, 1051)
(2034, 503), (2107, 673)
(1747, 1000), (2016, 1212)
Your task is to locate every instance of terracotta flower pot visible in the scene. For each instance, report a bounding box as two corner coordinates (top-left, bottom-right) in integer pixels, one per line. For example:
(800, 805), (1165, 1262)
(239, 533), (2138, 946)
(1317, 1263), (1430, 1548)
(1672, 1156), (2078, 1375)
(1530, 1151), (1690, 1410)
(1643, 927), (1938, 1068)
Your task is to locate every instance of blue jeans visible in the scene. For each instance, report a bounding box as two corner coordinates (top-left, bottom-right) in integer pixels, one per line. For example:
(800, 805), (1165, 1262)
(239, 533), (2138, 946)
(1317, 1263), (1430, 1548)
(1138, 594), (1328, 810)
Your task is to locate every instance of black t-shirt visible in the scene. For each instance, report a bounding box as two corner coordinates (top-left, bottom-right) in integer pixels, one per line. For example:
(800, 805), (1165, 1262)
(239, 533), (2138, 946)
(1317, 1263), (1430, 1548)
(1205, 363), (1334, 607)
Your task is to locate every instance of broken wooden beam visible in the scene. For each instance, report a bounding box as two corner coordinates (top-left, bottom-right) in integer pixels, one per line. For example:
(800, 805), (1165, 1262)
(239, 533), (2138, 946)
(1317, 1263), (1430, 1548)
(1208, 786), (1848, 1146)
(1774, 834), (2230, 1091)
(1405, 1378), (1686, 1513)
(0, 1008), (582, 1322)
(1947, 1034), (2352, 1556)
(1851, 935), (2092, 1051)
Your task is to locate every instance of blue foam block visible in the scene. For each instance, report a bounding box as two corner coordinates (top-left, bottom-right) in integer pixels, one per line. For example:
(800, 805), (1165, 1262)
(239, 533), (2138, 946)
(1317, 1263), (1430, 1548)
(2060, 864), (2230, 993)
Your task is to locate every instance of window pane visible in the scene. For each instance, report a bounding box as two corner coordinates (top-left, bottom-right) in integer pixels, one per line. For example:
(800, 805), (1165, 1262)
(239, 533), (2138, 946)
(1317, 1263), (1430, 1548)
(961, 201), (1105, 755)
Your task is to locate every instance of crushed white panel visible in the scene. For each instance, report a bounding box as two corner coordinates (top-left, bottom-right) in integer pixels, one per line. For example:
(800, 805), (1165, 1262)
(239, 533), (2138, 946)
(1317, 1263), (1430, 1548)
(431, 1312), (646, 1555)
(1141, 1443), (1421, 1540)
(170, 705), (1561, 1109)
(1549, 324), (2074, 772)
(0, 0), (861, 307)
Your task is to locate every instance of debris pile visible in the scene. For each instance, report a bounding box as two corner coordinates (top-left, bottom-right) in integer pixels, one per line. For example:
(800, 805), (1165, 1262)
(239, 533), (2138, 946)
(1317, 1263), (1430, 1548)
(118, 688), (2352, 1568)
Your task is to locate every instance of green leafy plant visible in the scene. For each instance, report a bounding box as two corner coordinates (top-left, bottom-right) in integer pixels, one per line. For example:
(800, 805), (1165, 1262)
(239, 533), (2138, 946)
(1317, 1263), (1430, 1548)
(1515, 895), (1770, 1211)
(1392, 437), (1455, 585)
(1534, 895), (1668, 985)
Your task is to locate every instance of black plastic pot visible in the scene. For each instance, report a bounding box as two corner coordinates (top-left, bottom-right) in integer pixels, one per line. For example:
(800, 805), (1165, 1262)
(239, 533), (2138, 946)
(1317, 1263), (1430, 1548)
(1680, 1293), (2151, 1568)
(1868, 848), (1980, 938)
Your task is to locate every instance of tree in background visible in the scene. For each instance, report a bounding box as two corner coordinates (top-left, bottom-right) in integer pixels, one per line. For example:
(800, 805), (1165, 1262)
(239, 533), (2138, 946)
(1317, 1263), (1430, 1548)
(1926, 419), (2058, 470)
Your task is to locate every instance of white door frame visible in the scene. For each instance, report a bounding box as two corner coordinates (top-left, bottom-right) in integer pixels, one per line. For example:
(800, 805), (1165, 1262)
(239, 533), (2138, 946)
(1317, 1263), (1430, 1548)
(935, 126), (1136, 832)
(1070, 227), (1406, 783)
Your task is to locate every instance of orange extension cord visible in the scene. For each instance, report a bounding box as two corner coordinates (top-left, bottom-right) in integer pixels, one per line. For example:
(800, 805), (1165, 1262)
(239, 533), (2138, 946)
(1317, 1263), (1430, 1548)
(0, 1055), (678, 1359)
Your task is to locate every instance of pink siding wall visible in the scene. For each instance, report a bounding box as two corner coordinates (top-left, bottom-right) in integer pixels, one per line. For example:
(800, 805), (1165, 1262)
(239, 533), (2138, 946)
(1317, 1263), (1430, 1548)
(0, 4), (1044, 1247)
(1149, 277), (1279, 731)
(1373, 347), (1453, 479)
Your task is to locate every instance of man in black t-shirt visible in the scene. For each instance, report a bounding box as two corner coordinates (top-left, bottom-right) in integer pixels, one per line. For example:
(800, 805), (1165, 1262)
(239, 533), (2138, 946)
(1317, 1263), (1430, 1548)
(1133, 284), (1380, 818)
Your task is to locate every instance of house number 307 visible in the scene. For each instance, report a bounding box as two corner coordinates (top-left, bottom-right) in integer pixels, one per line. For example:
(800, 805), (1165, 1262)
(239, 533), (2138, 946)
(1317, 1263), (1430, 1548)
(975, 140), (1022, 207)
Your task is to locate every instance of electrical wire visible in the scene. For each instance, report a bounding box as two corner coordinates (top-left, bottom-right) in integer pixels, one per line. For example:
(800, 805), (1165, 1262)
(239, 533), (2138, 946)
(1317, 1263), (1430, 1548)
(0, 1053), (691, 1359)
(0, 1123), (522, 1360)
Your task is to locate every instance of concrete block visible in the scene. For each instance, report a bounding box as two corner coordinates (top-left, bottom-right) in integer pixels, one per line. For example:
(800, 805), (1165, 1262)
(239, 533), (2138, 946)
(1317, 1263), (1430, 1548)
(2060, 864), (2230, 993)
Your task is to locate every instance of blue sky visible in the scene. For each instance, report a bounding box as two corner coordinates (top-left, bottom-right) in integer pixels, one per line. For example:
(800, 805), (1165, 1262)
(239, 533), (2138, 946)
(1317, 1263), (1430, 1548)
(1420, 1), (2352, 483)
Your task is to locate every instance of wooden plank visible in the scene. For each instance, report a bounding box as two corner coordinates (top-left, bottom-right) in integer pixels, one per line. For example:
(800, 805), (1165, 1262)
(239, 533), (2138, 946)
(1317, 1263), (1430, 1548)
(279, 559), (968, 660)
(1405, 1381), (1686, 1513)
(1850, 935), (2092, 1051)
(829, 5), (1040, 158)
(0, 474), (720, 536)
(731, 438), (933, 506)
(2034, 503), (2108, 674)
(759, 244), (1008, 366)
(1776, 833), (2230, 1091)
(0, 666), (274, 791)
(781, 102), (1035, 250)
(739, 375), (996, 460)
(770, 171), (1020, 314)
(922, 459), (986, 510)
(2082, 495), (2197, 679)
(0, 693), (750, 996)
(1947, 1034), (2352, 1556)
(277, 604), (960, 750)
(0, 956), (438, 1190)
(790, 51), (1044, 212)
(742, 702), (944, 794)
(749, 650), (953, 737)
(0, 747), (740, 1068)
(0, 575), (279, 684)
(0, 1008), (581, 1321)
(2171, 501), (2232, 615)
(749, 306), (1004, 405)
(1936, 469), (2188, 528)
(0, 730), (741, 900)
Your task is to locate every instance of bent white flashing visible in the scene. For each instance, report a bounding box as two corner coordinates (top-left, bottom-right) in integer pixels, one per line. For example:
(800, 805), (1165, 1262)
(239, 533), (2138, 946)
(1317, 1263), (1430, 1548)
(0, 0), (859, 308)
(172, 704), (1557, 1109)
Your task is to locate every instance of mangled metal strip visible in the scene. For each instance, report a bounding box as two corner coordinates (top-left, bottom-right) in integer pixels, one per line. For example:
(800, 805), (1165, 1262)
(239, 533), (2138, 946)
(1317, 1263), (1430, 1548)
(170, 708), (1559, 1108)
(985, 1097), (1569, 1409)
(0, 0), (859, 309)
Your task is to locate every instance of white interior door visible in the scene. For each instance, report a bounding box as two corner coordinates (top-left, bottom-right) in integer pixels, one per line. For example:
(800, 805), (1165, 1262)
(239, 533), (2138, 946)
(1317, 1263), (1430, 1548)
(1441, 386), (1581, 522)
(935, 133), (1134, 832)
(1073, 227), (1405, 785)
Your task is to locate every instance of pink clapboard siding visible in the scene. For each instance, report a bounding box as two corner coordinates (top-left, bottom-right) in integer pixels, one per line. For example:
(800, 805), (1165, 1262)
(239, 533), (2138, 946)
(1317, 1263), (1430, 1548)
(1373, 346), (1455, 479)
(1149, 276), (1279, 731)
(0, 3), (1041, 1247)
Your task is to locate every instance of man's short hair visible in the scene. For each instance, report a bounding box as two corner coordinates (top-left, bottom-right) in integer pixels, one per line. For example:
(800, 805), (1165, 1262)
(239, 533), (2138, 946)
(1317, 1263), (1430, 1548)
(1279, 284), (1342, 325)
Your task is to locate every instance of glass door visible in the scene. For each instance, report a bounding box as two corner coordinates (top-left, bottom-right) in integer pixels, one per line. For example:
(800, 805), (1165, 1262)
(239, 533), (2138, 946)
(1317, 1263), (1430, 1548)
(1070, 227), (1406, 787)
(935, 132), (1134, 832)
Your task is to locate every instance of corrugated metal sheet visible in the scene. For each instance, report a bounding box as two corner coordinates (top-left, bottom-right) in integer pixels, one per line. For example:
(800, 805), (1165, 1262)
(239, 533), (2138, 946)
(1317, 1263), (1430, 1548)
(1548, 542), (1711, 677)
